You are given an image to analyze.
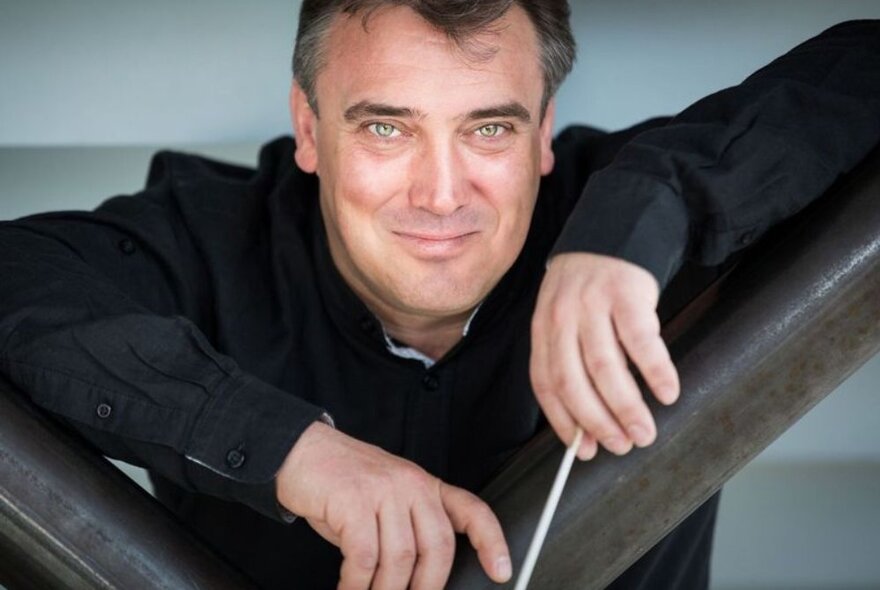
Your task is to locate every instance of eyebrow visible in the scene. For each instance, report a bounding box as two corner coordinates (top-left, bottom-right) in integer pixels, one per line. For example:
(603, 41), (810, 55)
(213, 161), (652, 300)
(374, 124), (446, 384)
(344, 101), (424, 122)
(342, 100), (532, 124)
(464, 102), (532, 124)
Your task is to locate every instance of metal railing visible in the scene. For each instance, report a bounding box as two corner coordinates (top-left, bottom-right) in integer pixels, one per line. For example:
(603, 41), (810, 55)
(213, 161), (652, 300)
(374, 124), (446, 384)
(0, 380), (255, 589)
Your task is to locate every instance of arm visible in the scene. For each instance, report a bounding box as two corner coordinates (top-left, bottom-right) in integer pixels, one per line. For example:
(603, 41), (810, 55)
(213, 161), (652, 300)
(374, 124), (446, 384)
(0, 154), (326, 519)
(556, 19), (880, 285)
(532, 20), (880, 457)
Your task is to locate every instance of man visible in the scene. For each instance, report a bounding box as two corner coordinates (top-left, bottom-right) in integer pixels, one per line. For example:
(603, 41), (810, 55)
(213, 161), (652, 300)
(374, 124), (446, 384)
(0, 1), (877, 588)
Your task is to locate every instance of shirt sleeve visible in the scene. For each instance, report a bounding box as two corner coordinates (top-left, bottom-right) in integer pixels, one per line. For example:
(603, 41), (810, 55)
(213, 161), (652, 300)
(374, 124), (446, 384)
(0, 154), (326, 522)
(551, 19), (880, 287)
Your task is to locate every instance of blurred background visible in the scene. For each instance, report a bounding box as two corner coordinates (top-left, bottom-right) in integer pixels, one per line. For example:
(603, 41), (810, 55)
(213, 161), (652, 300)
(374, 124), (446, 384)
(1, 1), (879, 588)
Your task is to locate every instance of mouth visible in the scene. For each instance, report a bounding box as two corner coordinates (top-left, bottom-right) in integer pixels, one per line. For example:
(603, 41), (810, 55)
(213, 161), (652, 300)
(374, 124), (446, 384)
(392, 230), (480, 259)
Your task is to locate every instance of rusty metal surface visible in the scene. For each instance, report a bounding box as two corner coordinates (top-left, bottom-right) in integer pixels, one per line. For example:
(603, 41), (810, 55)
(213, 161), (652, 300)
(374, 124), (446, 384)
(0, 380), (256, 590)
(448, 147), (880, 589)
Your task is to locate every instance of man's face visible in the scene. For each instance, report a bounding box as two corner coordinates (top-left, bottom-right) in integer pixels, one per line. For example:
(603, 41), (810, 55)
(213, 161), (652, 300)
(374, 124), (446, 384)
(291, 6), (555, 322)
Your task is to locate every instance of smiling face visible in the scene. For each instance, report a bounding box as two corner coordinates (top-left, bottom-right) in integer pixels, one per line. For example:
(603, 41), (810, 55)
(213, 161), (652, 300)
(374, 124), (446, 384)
(291, 5), (555, 325)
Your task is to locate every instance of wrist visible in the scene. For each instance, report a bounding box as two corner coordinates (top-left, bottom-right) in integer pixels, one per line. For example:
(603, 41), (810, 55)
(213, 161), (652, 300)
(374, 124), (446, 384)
(275, 420), (336, 516)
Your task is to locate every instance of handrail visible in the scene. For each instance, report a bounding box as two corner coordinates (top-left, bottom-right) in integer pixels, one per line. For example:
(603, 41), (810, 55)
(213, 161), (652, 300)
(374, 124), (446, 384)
(447, 146), (880, 589)
(0, 379), (256, 589)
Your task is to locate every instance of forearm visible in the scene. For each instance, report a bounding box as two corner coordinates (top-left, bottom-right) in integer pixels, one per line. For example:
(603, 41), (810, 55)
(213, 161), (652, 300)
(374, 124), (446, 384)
(553, 20), (880, 287)
(0, 221), (325, 521)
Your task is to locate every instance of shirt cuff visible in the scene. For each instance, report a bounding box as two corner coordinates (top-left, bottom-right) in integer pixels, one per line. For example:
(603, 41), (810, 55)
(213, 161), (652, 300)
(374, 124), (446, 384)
(182, 371), (327, 521)
(551, 168), (691, 289)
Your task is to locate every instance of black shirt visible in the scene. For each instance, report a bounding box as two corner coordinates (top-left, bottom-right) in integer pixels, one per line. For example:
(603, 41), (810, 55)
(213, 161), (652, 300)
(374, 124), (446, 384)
(0, 20), (878, 589)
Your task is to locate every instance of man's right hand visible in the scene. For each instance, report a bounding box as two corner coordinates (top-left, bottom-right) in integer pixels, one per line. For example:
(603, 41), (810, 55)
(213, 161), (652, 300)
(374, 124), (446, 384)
(276, 422), (511, 589)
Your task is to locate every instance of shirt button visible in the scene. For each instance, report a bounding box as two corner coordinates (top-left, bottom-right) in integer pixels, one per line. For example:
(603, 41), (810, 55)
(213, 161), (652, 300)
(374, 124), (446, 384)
(96, 403), (112, 419)
(226, 448), (246, 469)
(118, 238), (137, 255)
(422, 374), (440, 391)
(737, 231), (756, 246)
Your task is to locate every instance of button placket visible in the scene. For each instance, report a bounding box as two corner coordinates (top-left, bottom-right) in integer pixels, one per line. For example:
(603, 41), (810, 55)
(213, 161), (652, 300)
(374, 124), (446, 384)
(405, 367), (450, 476)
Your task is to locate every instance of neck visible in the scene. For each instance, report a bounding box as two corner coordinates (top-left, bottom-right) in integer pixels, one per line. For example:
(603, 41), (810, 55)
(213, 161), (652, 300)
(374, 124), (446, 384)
(323, 231), (475, 360)
(377, 308), (472, 361)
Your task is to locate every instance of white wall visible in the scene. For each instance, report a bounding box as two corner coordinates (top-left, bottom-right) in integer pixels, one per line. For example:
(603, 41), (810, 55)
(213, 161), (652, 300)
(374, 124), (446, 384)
(4, 0), (880, 145)
(0, 0), (297, 146)
(563, 0), (880, 131)
(1, 1), (879, 588)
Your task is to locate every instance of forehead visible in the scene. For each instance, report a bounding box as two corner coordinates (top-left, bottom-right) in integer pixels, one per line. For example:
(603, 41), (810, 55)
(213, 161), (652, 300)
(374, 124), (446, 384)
(316, 5), (544, 117)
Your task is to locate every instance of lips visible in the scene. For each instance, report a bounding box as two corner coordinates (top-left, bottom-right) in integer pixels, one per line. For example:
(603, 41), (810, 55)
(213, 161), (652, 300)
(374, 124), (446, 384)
(396, 231), (475, 241)
(392, 230), (479, 259)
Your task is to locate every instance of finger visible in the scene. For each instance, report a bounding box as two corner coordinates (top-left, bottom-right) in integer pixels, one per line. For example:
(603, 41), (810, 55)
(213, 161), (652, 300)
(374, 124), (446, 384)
(531, 293), (580, 452)
(440, 484), (511, 584)
(580, 316), (656, 449)
(533, 382), (596, 460)
(613, 296), (680, 405)
(410, 494), (456, 589)
(548, 314), (630, 455)
(337, 508), (380, 590)
(372, 501), (417, 590)
(578, 429), (599, 460)
(529, 287), (556, 411)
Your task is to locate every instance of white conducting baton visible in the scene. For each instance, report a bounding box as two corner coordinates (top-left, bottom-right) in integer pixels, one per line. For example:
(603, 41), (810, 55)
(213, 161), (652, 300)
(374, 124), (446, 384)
(513, 427), (584, 590)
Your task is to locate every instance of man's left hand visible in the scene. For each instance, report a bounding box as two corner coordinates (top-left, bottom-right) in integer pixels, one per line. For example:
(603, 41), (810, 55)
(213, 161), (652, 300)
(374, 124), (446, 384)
(530, 252), (680, 459)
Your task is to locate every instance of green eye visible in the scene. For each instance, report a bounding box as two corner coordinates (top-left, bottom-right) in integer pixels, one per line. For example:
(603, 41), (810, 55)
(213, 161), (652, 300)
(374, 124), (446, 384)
(477, 124), (504, 138)
(369, 123), (399, 138)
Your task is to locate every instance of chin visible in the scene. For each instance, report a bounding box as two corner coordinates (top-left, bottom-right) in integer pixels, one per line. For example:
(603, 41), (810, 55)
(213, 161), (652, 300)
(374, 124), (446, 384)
(395, 275), (488, 317)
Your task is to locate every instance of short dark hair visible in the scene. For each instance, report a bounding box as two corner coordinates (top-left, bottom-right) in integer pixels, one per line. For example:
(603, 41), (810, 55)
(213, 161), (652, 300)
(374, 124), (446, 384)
(292, 0), (575, 117)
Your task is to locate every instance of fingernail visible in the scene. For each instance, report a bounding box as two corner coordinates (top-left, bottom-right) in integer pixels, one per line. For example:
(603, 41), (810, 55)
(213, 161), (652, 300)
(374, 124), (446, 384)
(578, 440), (596, 461)
(604, 436), (631, 455)
(495, 555), (512, 581)
(627, 424), (653, 447)
(659, 386), (679, 404)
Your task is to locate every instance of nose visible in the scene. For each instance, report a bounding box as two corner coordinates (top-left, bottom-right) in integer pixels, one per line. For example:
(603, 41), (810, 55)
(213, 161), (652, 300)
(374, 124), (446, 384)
(408, 138), (468, 216)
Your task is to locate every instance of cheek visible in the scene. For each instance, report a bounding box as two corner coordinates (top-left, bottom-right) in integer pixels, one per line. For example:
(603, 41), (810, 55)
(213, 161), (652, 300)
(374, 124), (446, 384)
(466, 147), (540, 234)
(324, 146), (410, 242)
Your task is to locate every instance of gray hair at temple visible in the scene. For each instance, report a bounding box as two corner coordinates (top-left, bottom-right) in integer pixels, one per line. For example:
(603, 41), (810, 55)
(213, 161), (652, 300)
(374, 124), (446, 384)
(292, 0), (576, 118)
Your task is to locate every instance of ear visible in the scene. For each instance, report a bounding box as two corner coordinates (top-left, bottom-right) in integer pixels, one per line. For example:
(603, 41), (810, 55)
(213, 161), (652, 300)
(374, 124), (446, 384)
(539, 98), (556, 176)
(290, 82), (319, 173)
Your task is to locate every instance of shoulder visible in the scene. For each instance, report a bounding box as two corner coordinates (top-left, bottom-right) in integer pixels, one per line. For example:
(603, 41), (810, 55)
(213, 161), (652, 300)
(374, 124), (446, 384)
(115, 136), (312, 230)
(551, 118), (671, 179)
(87, 136), (319, 265)
(539, 118), (670, 215)
(142, 136), (296, 201)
